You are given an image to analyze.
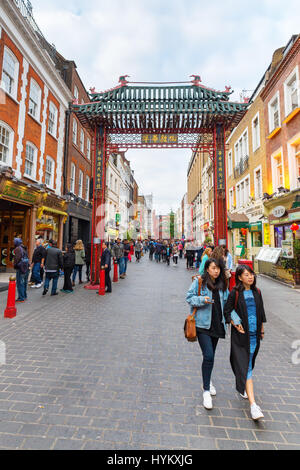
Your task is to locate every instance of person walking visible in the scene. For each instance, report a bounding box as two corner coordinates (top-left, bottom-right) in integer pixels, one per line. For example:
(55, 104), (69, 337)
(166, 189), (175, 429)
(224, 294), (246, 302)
(172, 244), (179, 265)
(101, 241), (112, 293)
(211, 245), (226, 269)
(135, 239), (143, 262)
(224, 264), (267, 421)
(72, 240), (85, 286)
(30, 238), (46, 289)
(123, 239), (131, 277)
(186, 258), (239, 410)
(13, 238), (30, 303)
(198, 246), (213, 275)
(112, 238), (125, 278)
(43, 240), (63, 296)
(165, 243), (172, 266)
(178, 242), (183, 259)
(149, 242), (155, 261)
(223, 247), (233, 280)
(61, 244), (75, 293)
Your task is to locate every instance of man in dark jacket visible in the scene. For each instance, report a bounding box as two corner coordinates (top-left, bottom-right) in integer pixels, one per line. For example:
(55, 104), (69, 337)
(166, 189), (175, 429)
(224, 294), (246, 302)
(13, 237), (29, 302)
(43, 239), (63, 296)
(122, 239), (131, 278)
(101, 241), (112, 293)
(31, 238), (46, 288)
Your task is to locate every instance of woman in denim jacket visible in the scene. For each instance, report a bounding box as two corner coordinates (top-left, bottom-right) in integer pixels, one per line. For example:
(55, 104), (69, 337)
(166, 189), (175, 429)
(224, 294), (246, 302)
(186, 258), (240, 410)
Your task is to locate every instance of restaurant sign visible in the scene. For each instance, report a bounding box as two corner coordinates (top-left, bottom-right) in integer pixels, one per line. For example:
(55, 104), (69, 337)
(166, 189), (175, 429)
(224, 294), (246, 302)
(141, 134), (178, 144)
(2, 183), (38, 204)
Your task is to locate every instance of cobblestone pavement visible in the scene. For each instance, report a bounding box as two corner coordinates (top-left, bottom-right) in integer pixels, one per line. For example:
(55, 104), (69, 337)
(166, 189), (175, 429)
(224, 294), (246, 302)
(0, 257), (299, 450)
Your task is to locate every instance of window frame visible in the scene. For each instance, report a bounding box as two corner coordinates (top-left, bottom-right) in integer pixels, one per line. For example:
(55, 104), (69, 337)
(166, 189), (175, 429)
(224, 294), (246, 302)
(252, 112), (260, 152)
(70, 162), (76, 193)
(268, 91), (281, 132)
(284, 65), (299, 116)
(85, 175), (90, 201)
(254, 164), (263, 200)
(28, 78), (42, 121)
(271, 149), (284, 192)
(45, 156), (55, 189)
(87, 137), (91, 160)
(72, 118), (78, 145)
(78, 170), (83, 198)
(1, 47), (19, 100)
(48, 101), (58, 137)
(228, 150), (233, 176)
(24, 142), (37, 179)
(0, 121), (14, 167)
(80, 128), (84, 153)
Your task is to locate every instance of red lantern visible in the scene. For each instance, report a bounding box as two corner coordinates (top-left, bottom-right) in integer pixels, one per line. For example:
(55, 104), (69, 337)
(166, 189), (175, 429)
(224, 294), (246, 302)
(290, 223), (299, 233)
(241, 228), (247, 237)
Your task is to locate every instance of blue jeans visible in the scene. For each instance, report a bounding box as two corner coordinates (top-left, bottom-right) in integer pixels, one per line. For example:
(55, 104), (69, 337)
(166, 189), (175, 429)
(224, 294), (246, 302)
(16, 270), (29, 301)
(44, 272), (59, 295)
(118, 257), (125, 276)
(123, 256), (128, 274)
(32, 262), (41, 284)
(196, 331), (219, 391)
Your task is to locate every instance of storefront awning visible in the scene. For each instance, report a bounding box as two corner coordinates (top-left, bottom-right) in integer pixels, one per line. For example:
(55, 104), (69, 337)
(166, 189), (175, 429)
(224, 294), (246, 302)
(228, 212), (249, 229)
(37, 206), (68, 224)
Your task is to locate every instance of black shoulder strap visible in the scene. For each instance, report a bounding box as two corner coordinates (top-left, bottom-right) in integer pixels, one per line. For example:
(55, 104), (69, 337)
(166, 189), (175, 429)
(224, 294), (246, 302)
(234, 288), (239, 310)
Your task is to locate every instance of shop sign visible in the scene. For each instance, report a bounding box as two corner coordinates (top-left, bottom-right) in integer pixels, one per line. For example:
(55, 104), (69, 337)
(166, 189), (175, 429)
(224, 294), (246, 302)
(141, 134), (178, 144)
(249, 222), (262, 232)
(281, 240), (294, 259)
(256, 247), (282, 263)
(272, 206), (286, 218)
(216, 150), (225, 190)
(3, 183), (37, 204)
(263, 223), (271, 245)
(288, 211), (300, 222)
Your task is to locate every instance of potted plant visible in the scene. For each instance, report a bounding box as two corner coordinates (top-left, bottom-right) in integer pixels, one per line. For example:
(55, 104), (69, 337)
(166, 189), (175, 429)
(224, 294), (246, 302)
(280, 239), (300, 285)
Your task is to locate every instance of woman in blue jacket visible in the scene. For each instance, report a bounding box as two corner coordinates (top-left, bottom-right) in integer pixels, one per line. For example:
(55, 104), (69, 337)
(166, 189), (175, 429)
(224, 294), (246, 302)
(186, 258), (240, 410)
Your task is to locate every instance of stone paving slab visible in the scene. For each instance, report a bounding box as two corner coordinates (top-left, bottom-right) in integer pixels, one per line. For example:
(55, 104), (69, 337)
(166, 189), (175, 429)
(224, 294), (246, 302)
(0, 257), (299, 450)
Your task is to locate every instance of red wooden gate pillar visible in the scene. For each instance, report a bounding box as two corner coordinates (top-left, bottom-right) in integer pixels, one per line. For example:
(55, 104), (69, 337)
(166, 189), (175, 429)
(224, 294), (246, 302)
(86, 125), (107, 289)
(213, 124), (228, 247)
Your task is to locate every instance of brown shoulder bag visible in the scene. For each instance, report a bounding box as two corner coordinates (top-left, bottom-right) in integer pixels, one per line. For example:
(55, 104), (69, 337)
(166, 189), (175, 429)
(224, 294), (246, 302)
(184, 276), (202, 342)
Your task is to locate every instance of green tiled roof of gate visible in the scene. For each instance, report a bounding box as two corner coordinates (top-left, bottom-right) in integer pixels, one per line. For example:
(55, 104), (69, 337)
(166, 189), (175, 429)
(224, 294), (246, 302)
(73, 84), (248, 130)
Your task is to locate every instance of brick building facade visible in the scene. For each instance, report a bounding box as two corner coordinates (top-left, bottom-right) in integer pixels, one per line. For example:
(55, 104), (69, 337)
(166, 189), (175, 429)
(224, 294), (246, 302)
(0, 0), (72, 270)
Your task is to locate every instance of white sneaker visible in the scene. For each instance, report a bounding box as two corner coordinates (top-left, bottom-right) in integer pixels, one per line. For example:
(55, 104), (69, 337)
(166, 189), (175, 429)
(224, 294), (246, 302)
(240, 391), (248, 399)
(203, 391), (213, 410)
(35, 283), (43, 288)
(209, 382), (216, 396)
(30, 285), (37, 288)
(250, 403), (264, 420)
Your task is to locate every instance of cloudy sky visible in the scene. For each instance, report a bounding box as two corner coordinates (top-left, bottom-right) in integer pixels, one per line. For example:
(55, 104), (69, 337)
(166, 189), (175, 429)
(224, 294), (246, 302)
(31, 0), (299, 214)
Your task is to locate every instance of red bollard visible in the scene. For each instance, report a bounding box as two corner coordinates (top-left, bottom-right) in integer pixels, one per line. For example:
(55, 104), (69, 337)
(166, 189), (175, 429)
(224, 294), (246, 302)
(4, 276), (17, 319)
(229, 271), (236, 291)
(98, 268), (106, 296)
(113, 261), (118, 283)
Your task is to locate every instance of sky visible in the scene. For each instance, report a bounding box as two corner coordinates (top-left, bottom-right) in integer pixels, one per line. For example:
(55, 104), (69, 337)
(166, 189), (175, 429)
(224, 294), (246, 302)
(31, 0), (300, 215)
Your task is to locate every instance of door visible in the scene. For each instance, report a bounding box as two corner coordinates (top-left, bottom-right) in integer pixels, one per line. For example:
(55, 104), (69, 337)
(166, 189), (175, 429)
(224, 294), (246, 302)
(0, 209), (26, 270)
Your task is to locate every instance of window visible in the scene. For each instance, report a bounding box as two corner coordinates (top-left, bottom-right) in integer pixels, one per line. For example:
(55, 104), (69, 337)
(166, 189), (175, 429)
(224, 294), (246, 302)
(254, 167), (262, 199)
(0, 122), (13, 166)
(48, 102), (58, 137)
(87, 138), (91, 159)
(85, 175), (90, 201)
(28, 79), (41, 120)
(115, 178), (117, 193)
(229, 188), (234, 210)
(80, 129), (84, 153)
(284, 68), (299, 116)
(234, 128), (248, 165)
(78, 170), (83, 198)
(70, 163), (75, 193)
(245, 177), (250, 202)
(269, 92), (280, 132)
(24, 143), (37, 178)
(74, 86), (79, 101)
(240, 181), (245, 207)
(272, 152), (284, 191)
(1, 47), (19, 99)
(228, 150), (233, 176)
(236, 185), (240, 208)
(45, 157), (54, 188)
(72, 118), (77, 144)
(252, 114), (260, 151)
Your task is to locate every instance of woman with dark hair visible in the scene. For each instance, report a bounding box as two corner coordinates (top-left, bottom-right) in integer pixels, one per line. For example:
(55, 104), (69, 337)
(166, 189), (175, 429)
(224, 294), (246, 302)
(61, 244), (75, 293)
(186, 258), (240, 410)
(224, 264), (267, 421)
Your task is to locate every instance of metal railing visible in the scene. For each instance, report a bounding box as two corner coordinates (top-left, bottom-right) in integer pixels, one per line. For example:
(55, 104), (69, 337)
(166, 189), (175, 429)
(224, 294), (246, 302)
(234, 155), (249, 178)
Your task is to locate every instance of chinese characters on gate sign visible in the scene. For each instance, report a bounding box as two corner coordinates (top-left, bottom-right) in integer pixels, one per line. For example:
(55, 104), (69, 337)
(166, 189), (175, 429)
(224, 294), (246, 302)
(141, 134), (178, 144)
(217, 150), (225, 190)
